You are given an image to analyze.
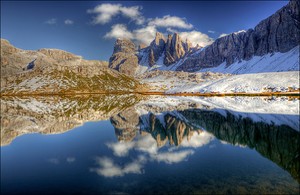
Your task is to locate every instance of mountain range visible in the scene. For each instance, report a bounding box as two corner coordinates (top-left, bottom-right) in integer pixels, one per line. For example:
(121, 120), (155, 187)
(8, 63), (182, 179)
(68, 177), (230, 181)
(0, 1), (299, 95)
(109, 0), (299, 75)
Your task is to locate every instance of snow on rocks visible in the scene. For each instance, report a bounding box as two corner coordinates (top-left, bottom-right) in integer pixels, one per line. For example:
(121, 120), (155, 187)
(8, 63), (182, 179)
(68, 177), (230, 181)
(166, 71), (299, 94)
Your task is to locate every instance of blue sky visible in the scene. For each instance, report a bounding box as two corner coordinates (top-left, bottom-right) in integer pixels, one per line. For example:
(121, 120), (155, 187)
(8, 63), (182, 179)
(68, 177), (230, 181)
(1, 1), (288, 61)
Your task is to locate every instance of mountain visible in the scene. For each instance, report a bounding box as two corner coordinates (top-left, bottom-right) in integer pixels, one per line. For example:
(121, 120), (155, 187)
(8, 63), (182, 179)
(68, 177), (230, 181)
(109, 32), (193, 75)
(177, 0), (299, 72)
(108, 38), (139, 76)
(108, 0), (299, 75)
(0, 39), (147, 95)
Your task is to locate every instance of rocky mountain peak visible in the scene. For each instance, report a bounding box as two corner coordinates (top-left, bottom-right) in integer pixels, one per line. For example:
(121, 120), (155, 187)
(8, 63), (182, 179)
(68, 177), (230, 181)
(164, 33), (190, 65)
(148, 32), (167, 66)
(109, 38), (139, 76)
(113, 38), (136, 53)
(152, 32), (166, 46)
(184, 38), (192, 51)
(109, 32), (196, 74)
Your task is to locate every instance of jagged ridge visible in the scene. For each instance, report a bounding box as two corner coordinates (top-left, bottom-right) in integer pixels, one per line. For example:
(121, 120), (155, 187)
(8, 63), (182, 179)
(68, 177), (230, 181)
(177, 0), (299, 72)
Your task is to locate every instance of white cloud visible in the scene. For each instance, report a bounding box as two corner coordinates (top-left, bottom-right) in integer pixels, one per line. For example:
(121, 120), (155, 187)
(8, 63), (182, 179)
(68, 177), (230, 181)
(166, 27), (176, 33)
(119, 6), (145, 25)
(180, 131), (214, 148)
(45, 18), (57, 25)
(165, 28), (215, 47)
(104, 24), (134, 39)
(90, 156), (146, 177)
(87, 3), (144, 25)
(66, 157), (76, 163)
(179, 30), (214, 47)
(87, 4), (121, 24)
(48, 158), (59, 164)
(219, 33), (228, 38)
(106, 141), (135, 157)
(148, 15), (193, 29)
(64, 19), (74, 25)
(93, 131), (212, 177)
(153, 150), (195, 164)
(133, 25), (157, 45)
(134, 134), (158, 155)
(208, 30), (215, 34)
(104, 24), (156, 45)
(97, 5), (214, 47)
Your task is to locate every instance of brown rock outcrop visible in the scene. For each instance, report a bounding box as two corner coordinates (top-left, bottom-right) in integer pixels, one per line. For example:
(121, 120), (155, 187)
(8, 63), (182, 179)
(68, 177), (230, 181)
(108, 39), (139, 76)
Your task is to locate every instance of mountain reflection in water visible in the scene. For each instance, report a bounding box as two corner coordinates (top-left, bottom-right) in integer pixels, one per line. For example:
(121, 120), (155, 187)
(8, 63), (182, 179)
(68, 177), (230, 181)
(1, 95), (299, 194)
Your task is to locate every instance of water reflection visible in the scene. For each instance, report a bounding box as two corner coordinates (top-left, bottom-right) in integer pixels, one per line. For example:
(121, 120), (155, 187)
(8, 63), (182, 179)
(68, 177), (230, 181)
(0, 94), (142, 146)
(92, 130), (212, 178)
(106, 102), (300, 183)
(1, 95), (299, 194)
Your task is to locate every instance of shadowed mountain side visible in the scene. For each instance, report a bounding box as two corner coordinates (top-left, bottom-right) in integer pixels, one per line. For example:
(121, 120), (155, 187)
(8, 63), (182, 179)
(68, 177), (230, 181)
(178, 1), (299, 72)
(0, 95), (144, 146)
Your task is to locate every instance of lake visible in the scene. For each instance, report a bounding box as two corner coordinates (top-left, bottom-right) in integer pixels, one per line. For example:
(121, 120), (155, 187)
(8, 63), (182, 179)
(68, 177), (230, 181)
(1, 95), (299, 194)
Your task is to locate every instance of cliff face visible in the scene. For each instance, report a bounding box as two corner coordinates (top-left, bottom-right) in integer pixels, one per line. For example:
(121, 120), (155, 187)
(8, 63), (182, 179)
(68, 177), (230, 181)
(177, 0), (300, 71)
(164, 33), (191, 65)
(108, 39), (139, 76)
(109, 32), (192, 75)
(0, 39), (147, 94)
(148, 32), (166, 66)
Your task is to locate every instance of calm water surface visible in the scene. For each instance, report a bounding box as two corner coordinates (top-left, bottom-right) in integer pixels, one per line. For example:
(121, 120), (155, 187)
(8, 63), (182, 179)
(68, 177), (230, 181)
(1, 95), (299, 194)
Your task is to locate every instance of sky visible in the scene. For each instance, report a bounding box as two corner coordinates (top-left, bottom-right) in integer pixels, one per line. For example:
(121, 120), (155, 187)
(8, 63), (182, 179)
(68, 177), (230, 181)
(1, 1), (288, 61)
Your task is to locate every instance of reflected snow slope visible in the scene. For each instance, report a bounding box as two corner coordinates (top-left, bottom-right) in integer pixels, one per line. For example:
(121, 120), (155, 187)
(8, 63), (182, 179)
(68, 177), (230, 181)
(1, 95), (299, 146)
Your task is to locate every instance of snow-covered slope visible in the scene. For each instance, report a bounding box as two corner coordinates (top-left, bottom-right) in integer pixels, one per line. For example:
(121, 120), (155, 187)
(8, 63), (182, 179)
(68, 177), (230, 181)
(137, 45), (299, 76)
(167, 71), (299, 94)
(198, 46), (299, 74)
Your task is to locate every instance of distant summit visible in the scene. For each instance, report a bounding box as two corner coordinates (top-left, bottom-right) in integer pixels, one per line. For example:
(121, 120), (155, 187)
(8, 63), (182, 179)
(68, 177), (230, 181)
(109, 32), (196, 75)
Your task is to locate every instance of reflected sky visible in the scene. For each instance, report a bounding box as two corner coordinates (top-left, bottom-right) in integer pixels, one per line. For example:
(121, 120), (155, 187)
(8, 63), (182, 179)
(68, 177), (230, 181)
(1, 96), (299, 194)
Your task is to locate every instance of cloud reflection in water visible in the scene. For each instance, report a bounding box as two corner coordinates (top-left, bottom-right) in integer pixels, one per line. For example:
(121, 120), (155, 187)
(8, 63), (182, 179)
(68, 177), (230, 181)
(91, 131), (214, 177)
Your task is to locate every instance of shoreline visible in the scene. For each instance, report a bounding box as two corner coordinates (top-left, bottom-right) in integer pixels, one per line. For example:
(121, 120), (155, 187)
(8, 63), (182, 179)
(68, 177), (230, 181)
(0, 91), (299, 97)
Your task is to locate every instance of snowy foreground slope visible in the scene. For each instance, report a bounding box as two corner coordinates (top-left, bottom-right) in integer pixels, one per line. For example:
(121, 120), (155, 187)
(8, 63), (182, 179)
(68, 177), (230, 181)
(165, 71), (299, 94)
